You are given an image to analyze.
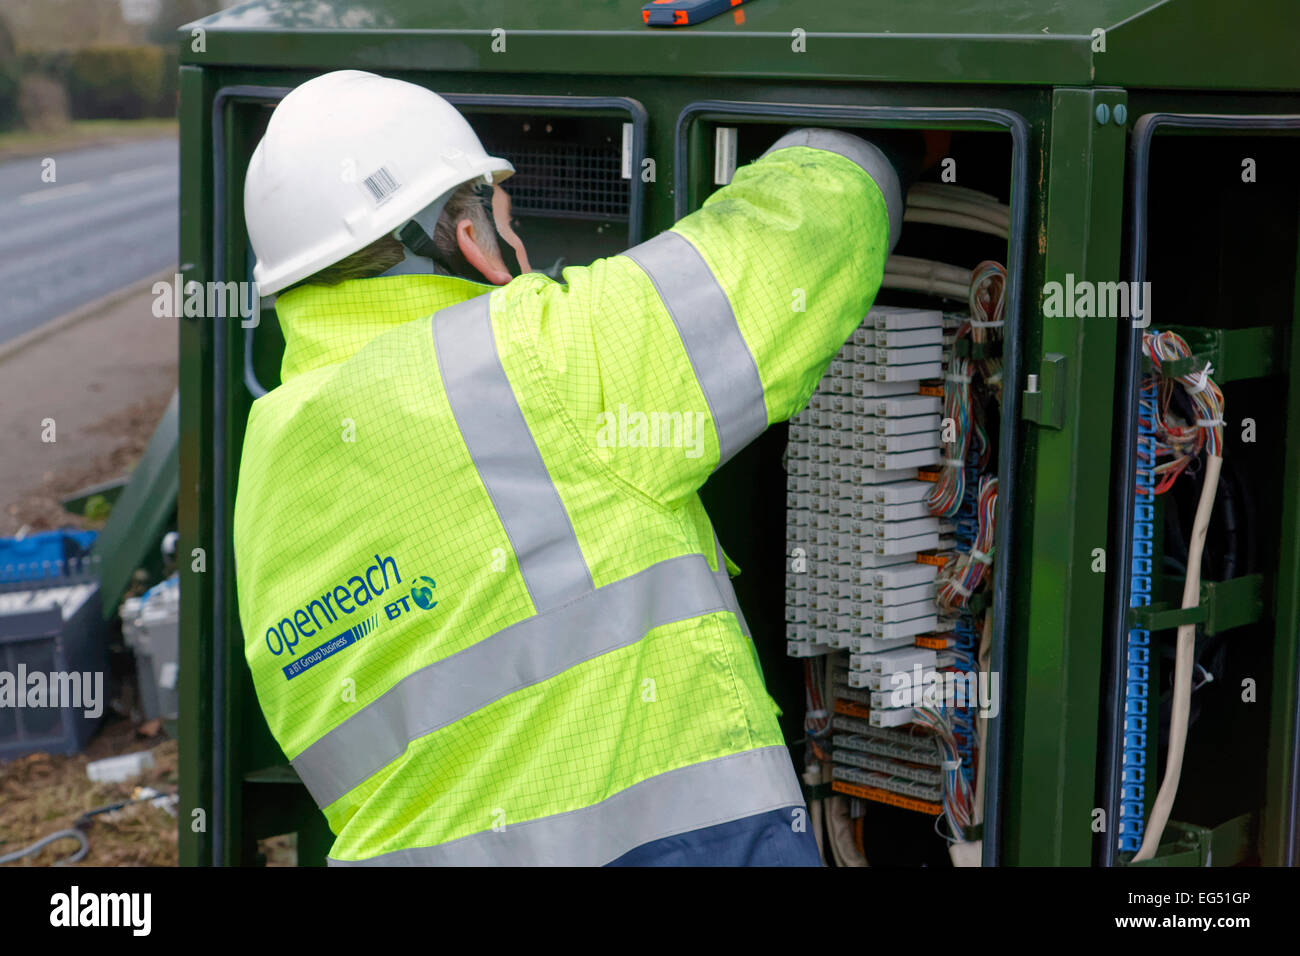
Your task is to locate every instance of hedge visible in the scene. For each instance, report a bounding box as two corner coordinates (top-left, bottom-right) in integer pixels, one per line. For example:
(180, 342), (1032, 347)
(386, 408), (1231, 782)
(66, 45), (164, 120)
(18, 44), (177, 123)
(0, 64), (18, 132)
(0, 17), (18, 131)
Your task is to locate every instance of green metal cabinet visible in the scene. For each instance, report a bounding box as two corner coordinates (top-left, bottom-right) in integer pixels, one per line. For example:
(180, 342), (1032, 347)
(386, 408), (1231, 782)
(175, 0), (1300, 866)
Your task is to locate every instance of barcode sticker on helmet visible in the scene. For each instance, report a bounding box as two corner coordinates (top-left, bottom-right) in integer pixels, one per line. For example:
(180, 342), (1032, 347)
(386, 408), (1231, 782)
(362, 166), (400, 205)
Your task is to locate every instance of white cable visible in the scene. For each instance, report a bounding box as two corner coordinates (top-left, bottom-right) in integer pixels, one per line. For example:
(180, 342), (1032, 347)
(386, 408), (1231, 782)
(827, 796), (869, 867)
(885, 254), (971, 284)
(1132, 454), (1222, 862)
(903, 207), (1009, 240)
(909, 181), (1006, 208)
(826, 804), (846, 867)
(907, 191), (1011, 229)
(880, 271), (971, 300)
(0, 828), (89, 865)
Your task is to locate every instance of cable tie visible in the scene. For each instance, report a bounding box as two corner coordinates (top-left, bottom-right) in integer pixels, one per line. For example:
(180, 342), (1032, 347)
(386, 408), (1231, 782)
(944, 458), (964, 468)
(805, 708), (827, 720)
(967, 318), (1004, 329)
(947, 578), (973, 597)
(945, 373), (971, 384)
(1192, 663), (1215, 691)
(941, 758), (962, 771)
(1194, 417), (1224, 428)
(1186, 362), (1215, 395)
(969, 548), (993, 566)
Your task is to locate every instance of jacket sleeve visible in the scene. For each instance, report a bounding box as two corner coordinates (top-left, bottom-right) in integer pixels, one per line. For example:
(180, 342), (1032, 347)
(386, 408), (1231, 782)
(505, 129), (900, 507)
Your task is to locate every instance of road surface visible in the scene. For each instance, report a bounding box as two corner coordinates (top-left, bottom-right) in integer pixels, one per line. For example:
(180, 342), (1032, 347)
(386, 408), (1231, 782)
(0, 138), (178, 345)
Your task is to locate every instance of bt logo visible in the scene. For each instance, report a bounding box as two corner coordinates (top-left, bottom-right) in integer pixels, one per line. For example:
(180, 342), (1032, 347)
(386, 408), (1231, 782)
(385, 575), (438, 620)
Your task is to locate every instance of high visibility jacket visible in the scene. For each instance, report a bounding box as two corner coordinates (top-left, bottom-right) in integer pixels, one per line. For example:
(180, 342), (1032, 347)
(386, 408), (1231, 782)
(232, 132), (895, 865)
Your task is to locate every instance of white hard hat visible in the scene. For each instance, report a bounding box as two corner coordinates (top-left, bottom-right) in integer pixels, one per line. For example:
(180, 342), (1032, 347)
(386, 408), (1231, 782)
(244, 70), (514, 296)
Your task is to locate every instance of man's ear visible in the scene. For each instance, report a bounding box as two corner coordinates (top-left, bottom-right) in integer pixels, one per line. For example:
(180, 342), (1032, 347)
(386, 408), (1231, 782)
(455, 218), (512, 285)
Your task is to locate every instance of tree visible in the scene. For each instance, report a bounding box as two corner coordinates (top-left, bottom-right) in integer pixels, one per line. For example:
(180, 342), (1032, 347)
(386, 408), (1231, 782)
(0, 12), (19, 131)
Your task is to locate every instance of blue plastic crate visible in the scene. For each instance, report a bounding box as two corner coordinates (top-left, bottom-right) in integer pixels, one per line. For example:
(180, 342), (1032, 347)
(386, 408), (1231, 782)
(0, 530), (98, 586)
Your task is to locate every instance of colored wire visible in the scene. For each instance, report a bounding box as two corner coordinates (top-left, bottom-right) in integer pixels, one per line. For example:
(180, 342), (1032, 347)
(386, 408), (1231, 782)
(804, 657), (832, 761)
(937, 477), (997, 611)
(912, 706), (973, 840)
(969, 260), (1006, 400)
(928, 262), (1005, 520)
(1140, 330), (1225, 495)
(926, 335), (971, 517)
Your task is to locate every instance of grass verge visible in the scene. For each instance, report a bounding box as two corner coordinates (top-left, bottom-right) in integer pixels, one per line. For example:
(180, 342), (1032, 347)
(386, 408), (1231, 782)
(0, 118), (177, 161)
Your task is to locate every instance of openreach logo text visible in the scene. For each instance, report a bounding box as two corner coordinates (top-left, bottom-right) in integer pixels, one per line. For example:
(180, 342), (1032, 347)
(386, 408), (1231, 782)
(595, 404), (709, 459)
(0, 667), (102, 719)
(50, 886), (151, 936)
(261, 552), (439, 682)
(152, 273), (261, 327)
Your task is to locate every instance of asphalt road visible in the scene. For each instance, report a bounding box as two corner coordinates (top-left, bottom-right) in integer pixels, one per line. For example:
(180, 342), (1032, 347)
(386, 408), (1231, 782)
(0, 138), (178, 345)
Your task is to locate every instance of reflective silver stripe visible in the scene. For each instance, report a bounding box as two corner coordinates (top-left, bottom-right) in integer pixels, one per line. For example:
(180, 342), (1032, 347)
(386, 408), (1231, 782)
(624, 231), (768, 469)
(293, 552), (731, 808)
(433, 295), (592, 610)
(327, 744), (803, 866)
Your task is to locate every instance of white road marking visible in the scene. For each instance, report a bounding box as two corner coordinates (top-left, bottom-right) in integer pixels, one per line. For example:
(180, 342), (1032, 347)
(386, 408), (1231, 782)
(109, 164), (174, 186)
(18, 182), (92, 205)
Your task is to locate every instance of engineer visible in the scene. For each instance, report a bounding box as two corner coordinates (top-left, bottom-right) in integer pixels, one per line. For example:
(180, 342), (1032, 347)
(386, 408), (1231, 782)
(233, 69), (901, 866)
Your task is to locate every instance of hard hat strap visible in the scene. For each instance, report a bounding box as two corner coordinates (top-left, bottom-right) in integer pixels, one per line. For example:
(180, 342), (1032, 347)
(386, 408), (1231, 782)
(391, 178), (507, 281)
(397, 220), (438, 259)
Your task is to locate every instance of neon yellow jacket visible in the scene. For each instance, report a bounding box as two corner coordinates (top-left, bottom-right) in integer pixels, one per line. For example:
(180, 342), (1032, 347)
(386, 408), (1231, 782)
(232, 131), (896, 864)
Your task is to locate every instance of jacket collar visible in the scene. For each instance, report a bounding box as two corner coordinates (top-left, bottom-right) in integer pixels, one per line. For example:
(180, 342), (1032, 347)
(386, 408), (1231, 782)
(274, 274), (492, 382)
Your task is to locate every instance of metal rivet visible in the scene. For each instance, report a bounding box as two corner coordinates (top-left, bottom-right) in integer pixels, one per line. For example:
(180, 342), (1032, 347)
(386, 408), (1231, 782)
(1095, 103), (1110, 125)
(1113, 103), (1128, 126)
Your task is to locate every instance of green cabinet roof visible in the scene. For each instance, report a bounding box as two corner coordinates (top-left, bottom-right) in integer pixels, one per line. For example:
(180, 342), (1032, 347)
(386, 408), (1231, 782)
(185, 0), (1298, 90)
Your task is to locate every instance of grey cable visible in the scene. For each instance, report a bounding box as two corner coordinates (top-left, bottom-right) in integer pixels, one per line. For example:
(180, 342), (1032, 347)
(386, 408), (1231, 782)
(0, 828), (89, 866)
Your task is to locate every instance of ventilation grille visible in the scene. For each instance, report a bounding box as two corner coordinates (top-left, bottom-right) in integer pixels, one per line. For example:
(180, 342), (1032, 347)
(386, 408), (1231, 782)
(493, 142), (629, 221)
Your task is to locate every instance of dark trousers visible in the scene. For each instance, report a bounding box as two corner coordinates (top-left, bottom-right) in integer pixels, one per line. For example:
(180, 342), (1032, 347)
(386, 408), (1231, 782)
(605, 806), (823, 867)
